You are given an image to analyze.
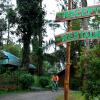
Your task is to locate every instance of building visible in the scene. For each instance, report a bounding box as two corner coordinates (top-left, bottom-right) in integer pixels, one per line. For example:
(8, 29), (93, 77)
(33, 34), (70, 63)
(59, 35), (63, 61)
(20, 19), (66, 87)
(0, 50), (36, 72)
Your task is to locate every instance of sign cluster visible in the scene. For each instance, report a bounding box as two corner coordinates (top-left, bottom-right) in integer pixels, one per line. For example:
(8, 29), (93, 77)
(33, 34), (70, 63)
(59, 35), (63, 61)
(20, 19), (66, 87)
(55, 5), (100, 45)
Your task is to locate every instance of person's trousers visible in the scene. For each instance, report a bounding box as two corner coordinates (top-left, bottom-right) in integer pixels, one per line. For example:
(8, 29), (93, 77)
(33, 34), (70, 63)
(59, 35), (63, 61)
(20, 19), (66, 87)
(52, 81), (58, 91)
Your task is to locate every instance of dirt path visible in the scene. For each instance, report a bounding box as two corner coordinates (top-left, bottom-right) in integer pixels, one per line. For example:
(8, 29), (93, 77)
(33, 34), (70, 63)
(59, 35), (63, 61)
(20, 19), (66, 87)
(0, 90), (63, 100)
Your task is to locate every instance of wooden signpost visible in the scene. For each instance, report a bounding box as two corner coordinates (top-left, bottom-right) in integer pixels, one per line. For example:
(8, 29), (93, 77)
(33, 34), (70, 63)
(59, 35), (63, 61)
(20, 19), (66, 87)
(55, 1), (100, 100)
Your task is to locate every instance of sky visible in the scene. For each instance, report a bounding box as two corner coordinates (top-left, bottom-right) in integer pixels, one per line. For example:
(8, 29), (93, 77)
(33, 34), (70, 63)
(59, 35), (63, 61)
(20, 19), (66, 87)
(11, 0), (99, 53)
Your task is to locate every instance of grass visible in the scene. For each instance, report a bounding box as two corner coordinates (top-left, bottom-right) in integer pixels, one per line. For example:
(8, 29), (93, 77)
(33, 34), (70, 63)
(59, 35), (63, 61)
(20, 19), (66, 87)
(0, 90), (9, 95)
(0, 89), (32, 95)
(0, 89), (20, 95)
(56, 91), (85, 100)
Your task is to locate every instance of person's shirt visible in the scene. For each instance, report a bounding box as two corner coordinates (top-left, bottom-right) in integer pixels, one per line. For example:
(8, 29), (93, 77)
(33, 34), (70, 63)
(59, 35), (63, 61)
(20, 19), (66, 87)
(52, 75), (59, 81)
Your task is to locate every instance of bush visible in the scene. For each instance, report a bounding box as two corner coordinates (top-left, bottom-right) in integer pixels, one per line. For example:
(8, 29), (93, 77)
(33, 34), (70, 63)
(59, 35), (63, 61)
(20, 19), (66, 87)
(39, 76), (50, 88)
(33, 75), (40, 87)
(19, 73), (34, 89)
(70, 78), (81, 90)
(78, 45), (100, 100)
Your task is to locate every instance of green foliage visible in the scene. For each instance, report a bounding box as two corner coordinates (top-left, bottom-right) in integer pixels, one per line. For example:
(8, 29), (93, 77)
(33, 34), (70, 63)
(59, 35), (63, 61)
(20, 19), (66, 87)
(6, 8), (17, 25)
(39, 76), (50, 88)
(17, 0), (45, 71)
(0, 18), (6, 47)
(3, 43), (22, 58)
(78, 45), (100, 100)
(0, 71), (12, 84)
(0, 70), (35, 90)
(0, 0), (13, 46)
(17, 0), (45, 37)
(0, 90), (9, 95)
(72, 19), (81, 30)
(0, 18), (7, 31)
(89, 15), (100, 29)
(70, 78), (81, 90)
(33, 75), (51, 88)
(0, 70), (19, 89)
(19, 73), (34, 89)
(0, 66), (6, 74)
(43, 61), (52, 73)
(43, 53), (57, 66)
(56, 91), (85, 100)
(33, 75), (40, 87)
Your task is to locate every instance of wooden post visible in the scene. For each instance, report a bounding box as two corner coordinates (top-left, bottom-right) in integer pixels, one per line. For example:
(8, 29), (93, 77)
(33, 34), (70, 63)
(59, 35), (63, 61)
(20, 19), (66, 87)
(64, 0), (72, 100)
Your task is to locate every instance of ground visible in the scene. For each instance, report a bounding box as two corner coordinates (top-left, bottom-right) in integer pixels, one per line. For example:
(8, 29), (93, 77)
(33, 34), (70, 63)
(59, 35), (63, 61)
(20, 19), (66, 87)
(0, 90), (63, 100)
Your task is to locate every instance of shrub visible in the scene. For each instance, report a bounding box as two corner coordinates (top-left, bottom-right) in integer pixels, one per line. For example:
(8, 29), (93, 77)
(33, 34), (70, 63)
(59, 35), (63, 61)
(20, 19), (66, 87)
(70, 78), (81, 90)
(78, 45), (100, 100)
(39, 76), (50, 88)
(19, 73), (34, 89)
(33, 75), (40, 87)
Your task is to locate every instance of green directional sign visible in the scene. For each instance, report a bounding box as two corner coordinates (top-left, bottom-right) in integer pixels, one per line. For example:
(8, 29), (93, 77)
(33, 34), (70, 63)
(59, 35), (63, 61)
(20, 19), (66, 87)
(55, 30), (100, 45)
(56, 5), (100, 22)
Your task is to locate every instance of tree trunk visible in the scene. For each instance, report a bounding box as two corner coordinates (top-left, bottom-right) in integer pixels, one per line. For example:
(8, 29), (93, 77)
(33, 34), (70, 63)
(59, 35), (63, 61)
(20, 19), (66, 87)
(82, 18), (90, 47)
(0, 31), (3, 49)
(37, 1), (43, 75)
(21, 34), (31, 71)
(7, 22), (10, 45)
(37, 30), (43, 75)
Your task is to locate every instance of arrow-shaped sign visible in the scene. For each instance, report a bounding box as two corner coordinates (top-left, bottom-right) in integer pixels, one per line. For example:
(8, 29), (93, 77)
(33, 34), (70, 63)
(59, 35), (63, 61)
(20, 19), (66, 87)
(56, 5), (100, 22)
(55, 30), (100, 45)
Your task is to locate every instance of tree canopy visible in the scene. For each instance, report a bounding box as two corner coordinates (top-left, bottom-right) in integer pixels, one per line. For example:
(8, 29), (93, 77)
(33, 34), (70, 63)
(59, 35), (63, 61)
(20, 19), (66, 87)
(78, 45), (100, 100)
(17, 0), (45, 73)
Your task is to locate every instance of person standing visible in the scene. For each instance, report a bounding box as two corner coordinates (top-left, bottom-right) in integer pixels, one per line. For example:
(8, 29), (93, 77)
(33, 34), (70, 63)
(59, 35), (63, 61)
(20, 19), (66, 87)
(51, 74), (59, 91)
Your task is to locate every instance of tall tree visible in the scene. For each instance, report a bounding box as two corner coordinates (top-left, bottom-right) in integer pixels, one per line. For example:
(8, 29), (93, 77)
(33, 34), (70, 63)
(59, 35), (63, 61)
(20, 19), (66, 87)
(36, 2), (45, 75)
(17, 0), (45, 72)
(6, 8), (17, 45)
(31, 0), (45, 75)
(89, 15), (100, 46)
(0, 0), (13, 47)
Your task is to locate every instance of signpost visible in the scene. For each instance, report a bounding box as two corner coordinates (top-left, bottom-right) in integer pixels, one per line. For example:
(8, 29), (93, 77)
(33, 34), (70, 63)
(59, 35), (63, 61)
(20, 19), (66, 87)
(63, 1), (72, 100)
(56, 5), (100, 22)
(55, 30), (100, 45)
(55, 1), (100, 100)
